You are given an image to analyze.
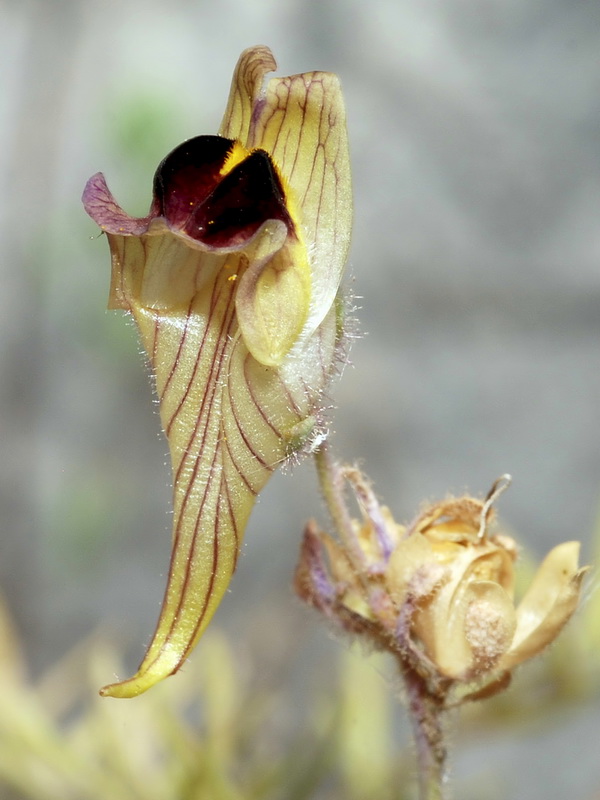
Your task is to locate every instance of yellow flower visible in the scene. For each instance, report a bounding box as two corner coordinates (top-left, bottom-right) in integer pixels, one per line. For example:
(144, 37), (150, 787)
(83, 46), (352, 697)
(296, 470), (588, 693)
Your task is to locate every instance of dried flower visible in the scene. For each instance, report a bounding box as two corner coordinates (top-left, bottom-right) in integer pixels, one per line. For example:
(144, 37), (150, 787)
(83, 46), (351, 697)
(296, 468), (589, 698)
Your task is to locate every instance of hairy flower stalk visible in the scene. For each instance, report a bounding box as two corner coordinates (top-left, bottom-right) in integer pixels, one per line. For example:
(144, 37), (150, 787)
(83, 47), (351, 697)
(296, 449), (589, 798)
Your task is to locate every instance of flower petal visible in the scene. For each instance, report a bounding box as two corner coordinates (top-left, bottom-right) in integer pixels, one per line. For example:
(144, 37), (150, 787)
(155, 139), (298, 249)
(248, 70), (352, 335)
(387, 532), (439, 601)
(82, 173), (155, 236)
(220, 46), (351, 338)
(235, 235), (311, 367)
(188, 148), (294, 247)
(500, 541), (588, 670)
(219, 46), (277, 144)
(463, 581), (516, 676)
(99, 252), (302, 696)
(418, 579), (516, 679)
(153, 135), (237, 227)
(97, 224), (335, 697)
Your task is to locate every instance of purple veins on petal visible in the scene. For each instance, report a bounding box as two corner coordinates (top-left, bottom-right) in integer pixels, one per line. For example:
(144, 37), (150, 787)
(81, 173), (154, 234)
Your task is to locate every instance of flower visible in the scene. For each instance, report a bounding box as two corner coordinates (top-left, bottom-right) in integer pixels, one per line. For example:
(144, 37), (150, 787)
(295, 469), (589, 697)
(83, 46), (352, 697)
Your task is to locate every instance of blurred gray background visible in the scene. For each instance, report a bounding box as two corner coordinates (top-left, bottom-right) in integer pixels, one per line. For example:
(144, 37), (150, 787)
(1, 0), (600, 796)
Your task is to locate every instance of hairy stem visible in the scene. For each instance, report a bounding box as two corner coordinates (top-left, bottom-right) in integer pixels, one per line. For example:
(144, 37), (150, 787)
(313, 442), (448, 799)
(313, 443), (358, 553)
(402, 662), (447, 800)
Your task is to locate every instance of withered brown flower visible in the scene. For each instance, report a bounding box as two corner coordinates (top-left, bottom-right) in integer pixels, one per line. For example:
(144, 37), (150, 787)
(296, 469), (588, 693)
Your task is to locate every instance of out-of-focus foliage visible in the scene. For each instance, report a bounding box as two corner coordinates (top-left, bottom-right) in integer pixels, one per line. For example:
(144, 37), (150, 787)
(0, 531), (597, 800)
(0, 593), (408, 800)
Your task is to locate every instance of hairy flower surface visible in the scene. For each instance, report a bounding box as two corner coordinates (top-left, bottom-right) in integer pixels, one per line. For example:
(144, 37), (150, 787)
(83, 46), (351, 697)
(296, 470), (588, 693)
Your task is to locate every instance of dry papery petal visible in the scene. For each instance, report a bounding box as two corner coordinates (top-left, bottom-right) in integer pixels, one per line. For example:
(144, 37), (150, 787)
(464, 581), (517, 675)
(499, 541), (589, 670)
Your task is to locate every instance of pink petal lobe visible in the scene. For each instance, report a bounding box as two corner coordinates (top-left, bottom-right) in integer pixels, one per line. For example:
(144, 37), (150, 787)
(82, 173), (153, 234)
